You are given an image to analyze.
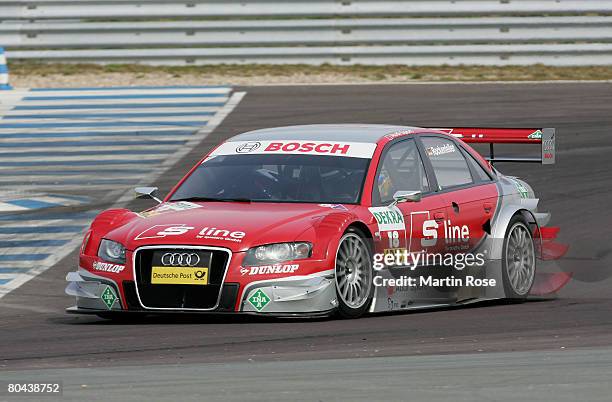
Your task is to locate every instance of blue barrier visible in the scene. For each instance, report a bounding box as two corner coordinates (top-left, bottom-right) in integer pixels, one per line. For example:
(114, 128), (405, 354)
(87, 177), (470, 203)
(0, 47), (11, 90)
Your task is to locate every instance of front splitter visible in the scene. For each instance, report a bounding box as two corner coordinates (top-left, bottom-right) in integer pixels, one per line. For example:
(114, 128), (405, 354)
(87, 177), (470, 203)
(66, 306), (335, 319)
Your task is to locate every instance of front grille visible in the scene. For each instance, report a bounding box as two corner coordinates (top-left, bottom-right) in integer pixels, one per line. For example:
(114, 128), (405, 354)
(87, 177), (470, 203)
(134, 247), (230, 310)
(122, 280), (143, 310)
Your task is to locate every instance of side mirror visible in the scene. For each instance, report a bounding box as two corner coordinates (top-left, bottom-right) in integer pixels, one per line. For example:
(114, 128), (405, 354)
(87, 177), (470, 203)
(134, 187), (162, 204)
(389, 190), (421, 207)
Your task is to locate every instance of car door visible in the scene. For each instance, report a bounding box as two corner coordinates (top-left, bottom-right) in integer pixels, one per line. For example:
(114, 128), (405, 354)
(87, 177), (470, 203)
(370, 138), (448, 264)
(418, 135), (499, 302)
(418, 135), (498, 254)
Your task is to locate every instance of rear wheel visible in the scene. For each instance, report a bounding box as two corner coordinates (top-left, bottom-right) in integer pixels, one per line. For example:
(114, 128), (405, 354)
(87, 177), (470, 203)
(334, 229), (373, 318)
(502, 215), (536, 300)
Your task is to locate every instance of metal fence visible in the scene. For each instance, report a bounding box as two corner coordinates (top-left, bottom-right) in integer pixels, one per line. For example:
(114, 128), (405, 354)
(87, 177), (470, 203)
(2, 0), (612, 66)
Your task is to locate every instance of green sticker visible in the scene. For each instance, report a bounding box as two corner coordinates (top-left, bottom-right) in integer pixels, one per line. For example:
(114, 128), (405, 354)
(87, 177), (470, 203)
(248, 289), (271, 312)
(528, 130), (543, 140)
(510, 178), (529, 199)
(101, 286), (117, 310)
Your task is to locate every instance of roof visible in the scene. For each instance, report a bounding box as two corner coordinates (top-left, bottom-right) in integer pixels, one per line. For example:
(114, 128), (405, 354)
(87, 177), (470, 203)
(228, 124), (421, 143)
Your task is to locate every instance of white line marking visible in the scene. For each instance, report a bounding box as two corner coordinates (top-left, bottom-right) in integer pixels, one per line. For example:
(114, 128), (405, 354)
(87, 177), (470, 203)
(0, 233), (87, 242)
(0, 135), (196, 144)
(0, 203), (28, 212)
(0, 116), (213, 123)
(0, 246), (64, 255)
(0, 126), (201, 133)
(0, 153), (174, 162)
(6, 106), (224, 116)
(11, 96), (231, 107)
(22, 87), (231, 96)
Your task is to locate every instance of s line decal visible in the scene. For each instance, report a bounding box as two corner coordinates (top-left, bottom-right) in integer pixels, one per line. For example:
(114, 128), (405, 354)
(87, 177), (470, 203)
(421, 219), (470, 247)
(134, 224), (195, 240)
(196, 227), (246, 243)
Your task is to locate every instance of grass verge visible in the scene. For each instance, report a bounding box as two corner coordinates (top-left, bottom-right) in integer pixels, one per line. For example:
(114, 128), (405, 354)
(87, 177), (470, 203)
(9, 62), (612, 86)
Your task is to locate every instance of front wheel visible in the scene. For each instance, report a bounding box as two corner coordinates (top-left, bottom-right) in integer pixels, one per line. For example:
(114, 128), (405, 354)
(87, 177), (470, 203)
(334, 229), (374, 318)
(502, 215), (536, 300)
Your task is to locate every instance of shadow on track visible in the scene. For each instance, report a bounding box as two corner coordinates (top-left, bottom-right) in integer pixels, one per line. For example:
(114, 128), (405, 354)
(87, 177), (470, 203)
(55, 297), (558, 326)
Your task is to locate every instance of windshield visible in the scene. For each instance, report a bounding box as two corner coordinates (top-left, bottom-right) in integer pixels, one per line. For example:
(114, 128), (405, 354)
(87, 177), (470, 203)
(170, 154), (370, 203)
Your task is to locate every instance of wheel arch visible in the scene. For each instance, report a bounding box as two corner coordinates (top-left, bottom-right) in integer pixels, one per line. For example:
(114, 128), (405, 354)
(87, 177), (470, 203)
(321, 220), (374, 263)
(345, 221), (373, 239)
(344, 221), (376, 254)
(489, 204), (542, 260)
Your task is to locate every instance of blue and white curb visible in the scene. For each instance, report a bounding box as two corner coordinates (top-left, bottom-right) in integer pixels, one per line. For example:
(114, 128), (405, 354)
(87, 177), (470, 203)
(0, 85), (245, 297)
(0, 194), (90, 212)
(0, 47), (11, 90)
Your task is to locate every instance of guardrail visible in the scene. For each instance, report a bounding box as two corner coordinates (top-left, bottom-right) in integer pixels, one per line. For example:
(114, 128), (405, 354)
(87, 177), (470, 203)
(2, 1), (612, 66)
(3, 17), (612, 48)
(8, 44), (612, 66)
(3, 0), (612, 19)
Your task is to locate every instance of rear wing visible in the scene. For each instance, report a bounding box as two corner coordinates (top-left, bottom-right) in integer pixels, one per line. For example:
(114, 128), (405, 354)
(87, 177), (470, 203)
(432, 127), (556, 165)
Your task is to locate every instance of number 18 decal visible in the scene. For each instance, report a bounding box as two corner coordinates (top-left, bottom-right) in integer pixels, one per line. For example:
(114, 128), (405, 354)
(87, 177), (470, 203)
(387, 231), (400, 248)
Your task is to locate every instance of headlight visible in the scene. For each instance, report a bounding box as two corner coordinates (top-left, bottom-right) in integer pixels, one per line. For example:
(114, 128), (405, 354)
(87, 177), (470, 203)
(243, 242), (312, 266)
(98, 239), (126, 264)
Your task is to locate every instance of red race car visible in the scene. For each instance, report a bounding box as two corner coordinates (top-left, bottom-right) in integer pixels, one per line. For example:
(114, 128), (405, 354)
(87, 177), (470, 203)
(66, 124), (564, 319)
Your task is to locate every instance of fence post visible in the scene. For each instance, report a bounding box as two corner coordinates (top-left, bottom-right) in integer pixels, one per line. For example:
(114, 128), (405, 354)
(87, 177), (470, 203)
(0, 47), (12, 90)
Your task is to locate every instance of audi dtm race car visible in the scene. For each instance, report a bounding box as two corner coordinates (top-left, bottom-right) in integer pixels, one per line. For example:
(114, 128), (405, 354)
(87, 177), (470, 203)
(66, 124), (565, 319)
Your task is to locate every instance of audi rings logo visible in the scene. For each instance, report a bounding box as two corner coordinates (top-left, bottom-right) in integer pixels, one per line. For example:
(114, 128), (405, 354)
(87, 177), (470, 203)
(161, 252), (201, 267)
(236, 141), (261, 153)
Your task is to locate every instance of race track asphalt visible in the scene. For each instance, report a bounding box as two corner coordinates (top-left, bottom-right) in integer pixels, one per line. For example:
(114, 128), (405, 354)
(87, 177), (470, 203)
(1, 82), (612, 400)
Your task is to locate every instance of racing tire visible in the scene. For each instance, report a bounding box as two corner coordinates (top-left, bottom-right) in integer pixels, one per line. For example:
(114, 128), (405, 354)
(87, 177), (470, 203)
(501, 215), (536, 300)
(334, 228), (374, 319)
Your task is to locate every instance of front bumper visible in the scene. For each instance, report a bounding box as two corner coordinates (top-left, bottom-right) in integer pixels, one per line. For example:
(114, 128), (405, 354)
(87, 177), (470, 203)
(66, 268), (337, 315)
(65, 269), (123, 311)
(239, 270), (337, 314)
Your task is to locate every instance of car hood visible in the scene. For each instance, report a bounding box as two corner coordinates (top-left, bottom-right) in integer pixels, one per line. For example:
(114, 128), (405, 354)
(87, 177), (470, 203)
(105, 201), (356, 252)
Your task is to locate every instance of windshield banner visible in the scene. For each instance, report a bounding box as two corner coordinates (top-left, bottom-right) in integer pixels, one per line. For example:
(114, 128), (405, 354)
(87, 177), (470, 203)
(209, 140), (377, 159)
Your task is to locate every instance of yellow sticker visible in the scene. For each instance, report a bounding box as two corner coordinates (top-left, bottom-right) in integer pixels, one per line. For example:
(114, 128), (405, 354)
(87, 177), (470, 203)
(383, 248), (407, 256)
(151, 267), (209, 285)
